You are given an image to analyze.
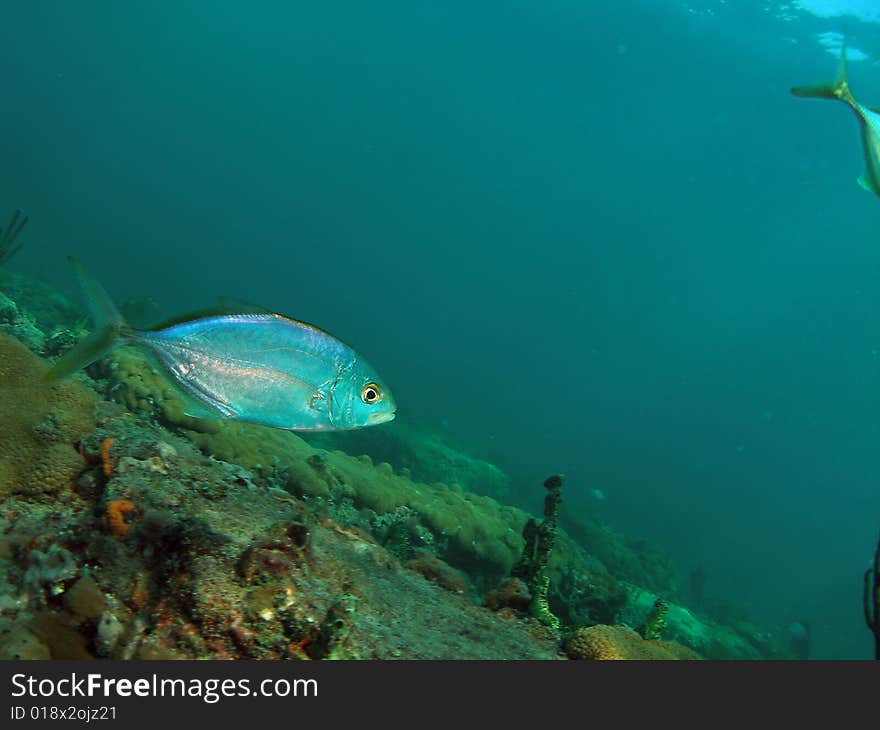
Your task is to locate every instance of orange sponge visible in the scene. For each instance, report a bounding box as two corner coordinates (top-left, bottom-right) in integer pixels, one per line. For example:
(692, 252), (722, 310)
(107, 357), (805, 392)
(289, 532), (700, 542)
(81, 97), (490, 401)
(104, 499), (135, 537)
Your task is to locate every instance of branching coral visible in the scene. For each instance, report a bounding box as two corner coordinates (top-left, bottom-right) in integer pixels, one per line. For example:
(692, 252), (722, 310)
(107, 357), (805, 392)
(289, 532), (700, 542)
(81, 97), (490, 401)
(637, 597), (669, 640)
(509, 474), (563, 629)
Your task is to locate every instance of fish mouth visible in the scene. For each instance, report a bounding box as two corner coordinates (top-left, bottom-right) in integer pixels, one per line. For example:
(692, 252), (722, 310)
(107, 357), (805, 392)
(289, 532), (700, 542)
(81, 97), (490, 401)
(368, 411), (396, 425)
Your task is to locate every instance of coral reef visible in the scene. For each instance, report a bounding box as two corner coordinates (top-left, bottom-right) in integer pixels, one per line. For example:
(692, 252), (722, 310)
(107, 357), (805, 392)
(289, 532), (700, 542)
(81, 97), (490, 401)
(560, 509), (677, 595)
(0, 268), (84, 352)
(88, 349), (529, 581)
(0, 409), (559, 659)
(550, 556), (628, 626)
(0, 292), (45, 352)
(618, 587), (789, 659)
(0, 273), (795, 660)
(484, 475), (629, 631)
(306, 422), (512, 501)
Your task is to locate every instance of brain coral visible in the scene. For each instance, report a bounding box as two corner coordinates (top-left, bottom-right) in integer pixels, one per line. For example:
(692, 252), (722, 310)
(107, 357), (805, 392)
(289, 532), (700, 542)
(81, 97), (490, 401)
(565, 625), (702, 660)
(0, 334), (96, 497)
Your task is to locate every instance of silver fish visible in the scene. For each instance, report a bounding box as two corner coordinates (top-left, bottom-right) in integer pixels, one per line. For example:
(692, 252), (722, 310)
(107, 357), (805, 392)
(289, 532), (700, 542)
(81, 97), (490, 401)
(48, 257), (396, 430)
(791, 38), (880, 198)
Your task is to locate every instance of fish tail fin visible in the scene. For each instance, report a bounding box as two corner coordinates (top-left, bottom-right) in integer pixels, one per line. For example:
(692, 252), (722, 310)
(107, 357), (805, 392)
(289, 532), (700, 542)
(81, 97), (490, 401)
(45, 257), (131, 382)
(791, 33), (855, 106)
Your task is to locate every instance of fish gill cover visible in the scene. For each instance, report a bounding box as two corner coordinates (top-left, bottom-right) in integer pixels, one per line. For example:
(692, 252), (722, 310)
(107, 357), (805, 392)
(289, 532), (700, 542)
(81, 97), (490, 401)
(0, 0), (879, 659)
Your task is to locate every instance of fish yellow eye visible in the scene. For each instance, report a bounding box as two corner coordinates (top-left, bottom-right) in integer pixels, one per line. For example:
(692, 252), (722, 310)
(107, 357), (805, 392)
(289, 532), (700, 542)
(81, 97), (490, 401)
(361, 383), (381, 404)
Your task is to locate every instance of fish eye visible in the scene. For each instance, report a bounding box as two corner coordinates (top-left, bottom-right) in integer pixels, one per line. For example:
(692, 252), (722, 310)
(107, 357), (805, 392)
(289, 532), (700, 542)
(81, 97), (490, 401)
(361, 383), (381, 404)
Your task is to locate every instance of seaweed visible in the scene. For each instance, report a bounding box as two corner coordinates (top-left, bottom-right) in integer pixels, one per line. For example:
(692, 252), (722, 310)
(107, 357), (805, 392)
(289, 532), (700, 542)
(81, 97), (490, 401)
(637, 597), (668, 641)
(0, 209), (28, 263)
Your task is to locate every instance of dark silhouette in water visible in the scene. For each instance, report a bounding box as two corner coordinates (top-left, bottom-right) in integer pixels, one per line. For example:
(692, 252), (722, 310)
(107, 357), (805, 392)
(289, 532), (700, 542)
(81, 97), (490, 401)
(0, 209), (27, 263)
(791, 36), (880, 199)
(865, 531), (880, 660)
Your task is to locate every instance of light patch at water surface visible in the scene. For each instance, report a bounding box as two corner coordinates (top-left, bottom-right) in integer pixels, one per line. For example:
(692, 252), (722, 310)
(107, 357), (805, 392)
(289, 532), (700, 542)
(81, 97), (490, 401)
(816, 31), (869, 61)
(796, 0), (880, 22)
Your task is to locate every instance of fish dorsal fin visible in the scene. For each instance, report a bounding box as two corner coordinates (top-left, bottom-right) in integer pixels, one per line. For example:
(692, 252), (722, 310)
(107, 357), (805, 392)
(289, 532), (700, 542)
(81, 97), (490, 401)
(216, 296), (273, 315)
(147, 295), (274, 331)
(148, 303), (271, 331)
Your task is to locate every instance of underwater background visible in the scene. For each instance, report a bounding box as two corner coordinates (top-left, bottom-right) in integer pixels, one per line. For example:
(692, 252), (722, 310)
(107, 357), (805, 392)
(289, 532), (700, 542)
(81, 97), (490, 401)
(1, 0), (879, 658)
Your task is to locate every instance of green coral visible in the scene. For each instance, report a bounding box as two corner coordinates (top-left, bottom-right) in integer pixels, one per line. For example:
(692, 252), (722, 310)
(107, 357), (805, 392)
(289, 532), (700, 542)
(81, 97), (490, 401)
(637, 597), (668, 641)
(510, 474), (563, 629)
(307, 421), (512, 500)
(532, 575), (559, 630)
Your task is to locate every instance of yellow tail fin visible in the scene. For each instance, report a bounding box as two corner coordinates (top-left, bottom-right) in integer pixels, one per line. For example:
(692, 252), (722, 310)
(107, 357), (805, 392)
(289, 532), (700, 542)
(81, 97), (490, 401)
(790, 34), (853, 104)
(45, 257), (128, 382)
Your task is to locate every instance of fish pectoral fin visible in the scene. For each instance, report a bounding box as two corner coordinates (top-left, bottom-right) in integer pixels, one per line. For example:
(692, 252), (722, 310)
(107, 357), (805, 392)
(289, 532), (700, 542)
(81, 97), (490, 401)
(174, 387), (231, 420)
(181, 399), (222, 420)
(172, 378), (241, 420)
(857, 174), (879, 195)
